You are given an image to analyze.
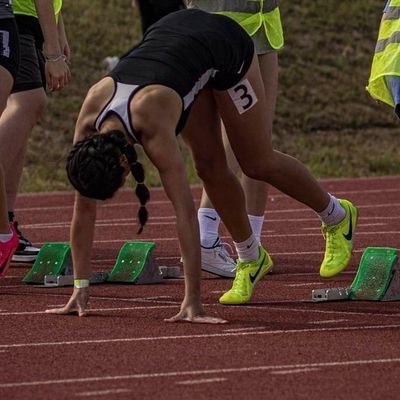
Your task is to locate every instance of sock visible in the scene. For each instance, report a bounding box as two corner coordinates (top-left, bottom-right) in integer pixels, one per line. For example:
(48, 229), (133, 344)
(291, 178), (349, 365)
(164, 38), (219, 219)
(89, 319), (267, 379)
(198, 208), (221, 248)
(234, 234), (259, 261)
(248, 214), (264, 244)
(0, 232), (13, 242)
(318, 195), (346, 226)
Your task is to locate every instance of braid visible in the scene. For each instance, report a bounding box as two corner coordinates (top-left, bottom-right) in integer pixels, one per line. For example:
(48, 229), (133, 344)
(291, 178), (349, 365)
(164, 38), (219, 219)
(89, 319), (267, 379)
(123, 143), (150, 234)
(66, 130), (150, 234)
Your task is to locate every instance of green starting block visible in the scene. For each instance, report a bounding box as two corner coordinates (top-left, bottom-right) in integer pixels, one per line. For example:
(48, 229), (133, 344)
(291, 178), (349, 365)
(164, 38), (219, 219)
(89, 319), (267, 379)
(350, 247), (399, 301)
(106, 241), (163, 284)
(311, 247), (400, 302)
(23, 243), (72, 284)
(22, 241), (179, 286)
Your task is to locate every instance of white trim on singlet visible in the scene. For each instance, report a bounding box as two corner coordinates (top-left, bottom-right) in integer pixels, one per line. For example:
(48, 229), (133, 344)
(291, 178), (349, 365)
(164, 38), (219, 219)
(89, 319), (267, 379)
(95, 68), (218, 140)
(94, 82), (140, 143)
(182, 68), (218, 110)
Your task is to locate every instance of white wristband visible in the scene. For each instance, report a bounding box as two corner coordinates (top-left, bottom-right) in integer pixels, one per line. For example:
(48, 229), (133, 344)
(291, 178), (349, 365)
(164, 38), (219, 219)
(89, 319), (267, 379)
(74, 279), (89, 288)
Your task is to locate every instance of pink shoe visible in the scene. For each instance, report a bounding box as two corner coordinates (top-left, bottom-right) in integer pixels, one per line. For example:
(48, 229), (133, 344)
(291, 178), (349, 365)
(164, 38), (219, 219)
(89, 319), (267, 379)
(0, 224), (19, 278)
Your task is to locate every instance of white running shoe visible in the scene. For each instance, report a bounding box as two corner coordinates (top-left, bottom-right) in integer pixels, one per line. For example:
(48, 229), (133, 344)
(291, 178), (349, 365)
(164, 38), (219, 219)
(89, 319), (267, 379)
(201, 243), (236, 278)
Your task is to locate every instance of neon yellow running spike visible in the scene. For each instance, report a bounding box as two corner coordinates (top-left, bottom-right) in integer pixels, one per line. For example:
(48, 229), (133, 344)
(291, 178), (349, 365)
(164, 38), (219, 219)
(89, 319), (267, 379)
(320, 199), (358, 278)
(219, 246), (273, 305)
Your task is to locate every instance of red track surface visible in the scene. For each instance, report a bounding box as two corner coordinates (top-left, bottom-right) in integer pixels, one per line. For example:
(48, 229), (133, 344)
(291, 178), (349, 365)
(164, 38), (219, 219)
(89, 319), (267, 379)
(1, 176), (400, 400)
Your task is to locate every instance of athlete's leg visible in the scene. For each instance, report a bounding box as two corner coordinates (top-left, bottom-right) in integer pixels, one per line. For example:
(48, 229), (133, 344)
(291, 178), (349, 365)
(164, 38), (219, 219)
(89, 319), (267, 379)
(215, 55), (357, 283)
(0, 20), (21, 276)
(240, 52), (278, 215)
(183, 79), (274, 304)
(0, 65), (14, 234)
(198, 51), (278, 248)
(181, 89), (253, 244)
(0, 88), (47, 210)
(214, 54), (330, 211)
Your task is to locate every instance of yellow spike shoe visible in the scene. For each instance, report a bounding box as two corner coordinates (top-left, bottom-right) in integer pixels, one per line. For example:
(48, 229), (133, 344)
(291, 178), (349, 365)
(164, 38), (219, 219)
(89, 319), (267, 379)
(320, 199), (358, 278)
(219, 246), (273, 305)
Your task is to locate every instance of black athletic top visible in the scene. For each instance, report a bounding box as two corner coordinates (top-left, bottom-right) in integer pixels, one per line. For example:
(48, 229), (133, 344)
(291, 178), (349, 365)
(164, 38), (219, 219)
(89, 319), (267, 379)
(96, 9), (254, 143)
(136, 0), (186, 34)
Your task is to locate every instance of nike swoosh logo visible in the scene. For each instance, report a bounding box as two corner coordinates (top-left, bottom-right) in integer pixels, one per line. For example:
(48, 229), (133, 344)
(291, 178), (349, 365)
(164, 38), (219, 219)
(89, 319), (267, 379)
(249, 253), (267, 284)
(343, 209), (353, 241)
(246, 241), (254, 250)
(204, 215), (217, 221)
(327, 203), (335, 216)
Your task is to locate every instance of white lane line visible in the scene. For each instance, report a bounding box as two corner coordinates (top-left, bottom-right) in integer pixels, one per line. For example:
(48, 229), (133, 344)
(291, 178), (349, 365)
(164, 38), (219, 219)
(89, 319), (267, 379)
(287, 282), (322, 287)
(91, 295), (178, 304)
(260, 304), (400, 317)
(176, 377), (227, 385)
(1, 299), (399, 320)
(245, 305), (400, 319)
(0, 296), (179, 313)
(19, 214), (400, 231)
(308, 319), (349, 325)
(223, 327), (267, 333)
(15, 196), (400, 214)
(0, 305), (179, 316)
(90, 230), (400, 246)
(1, 323), (400, 350)
(270, 367), (320, 375)
(15, 179), (400, 199)
(1, 357), (400, 388)
(76, 388), (131, 397)
(0, 270), (354, 284)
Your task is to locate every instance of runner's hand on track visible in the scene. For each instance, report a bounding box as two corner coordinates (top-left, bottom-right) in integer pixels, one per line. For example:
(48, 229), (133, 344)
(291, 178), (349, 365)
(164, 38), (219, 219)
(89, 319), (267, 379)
(165, 301), (227, 324)
(45, 287), (89, 317)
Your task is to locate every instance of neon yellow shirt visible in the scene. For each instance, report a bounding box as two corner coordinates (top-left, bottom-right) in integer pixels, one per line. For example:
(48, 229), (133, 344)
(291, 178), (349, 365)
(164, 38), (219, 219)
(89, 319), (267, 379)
(12, 0), (62, 18)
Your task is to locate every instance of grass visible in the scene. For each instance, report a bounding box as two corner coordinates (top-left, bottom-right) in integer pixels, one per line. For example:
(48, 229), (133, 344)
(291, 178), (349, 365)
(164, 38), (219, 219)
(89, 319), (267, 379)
(20, 0), (400, 193)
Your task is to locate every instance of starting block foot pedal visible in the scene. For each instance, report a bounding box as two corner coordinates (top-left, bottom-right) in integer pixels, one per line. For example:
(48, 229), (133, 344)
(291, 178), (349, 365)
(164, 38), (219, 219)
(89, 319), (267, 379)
(23, 243), (72, 284)
(311, 287), (350, 302)
(159, 266), (182, 279)
(106, 241), (163, 284)
(44, 272), (109, 287)
(350, 247), (399, 301)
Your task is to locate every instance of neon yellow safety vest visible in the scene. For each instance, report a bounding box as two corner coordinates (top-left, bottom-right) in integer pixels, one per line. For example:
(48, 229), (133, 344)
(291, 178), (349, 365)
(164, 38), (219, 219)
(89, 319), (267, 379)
(214, 0), (284, 50)
(366, 0), (400, 107)
(12, 0), (62, 20)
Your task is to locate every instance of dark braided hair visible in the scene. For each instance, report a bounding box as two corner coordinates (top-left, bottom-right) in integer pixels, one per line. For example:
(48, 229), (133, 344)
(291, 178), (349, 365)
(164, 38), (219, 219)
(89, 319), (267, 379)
(66, 130), (150, 234)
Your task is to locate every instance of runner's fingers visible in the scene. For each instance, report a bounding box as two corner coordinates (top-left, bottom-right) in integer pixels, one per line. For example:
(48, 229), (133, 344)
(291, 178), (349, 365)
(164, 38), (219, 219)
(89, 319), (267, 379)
(45, 306), (76, 315)
(78, 307), (88, 317)
(164, 311), (184, 322)
(191, 316), (228, 324)
(165, 312), (227, 324)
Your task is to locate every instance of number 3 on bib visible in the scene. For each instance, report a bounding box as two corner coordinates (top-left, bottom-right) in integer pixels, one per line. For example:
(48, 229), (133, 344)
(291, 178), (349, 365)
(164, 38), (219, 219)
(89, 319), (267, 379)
(227, 79), (258, 115)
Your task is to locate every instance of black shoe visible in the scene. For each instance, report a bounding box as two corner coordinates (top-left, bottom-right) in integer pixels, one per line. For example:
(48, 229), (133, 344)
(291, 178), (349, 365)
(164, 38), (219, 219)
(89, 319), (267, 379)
(10, 221), (40, 263)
